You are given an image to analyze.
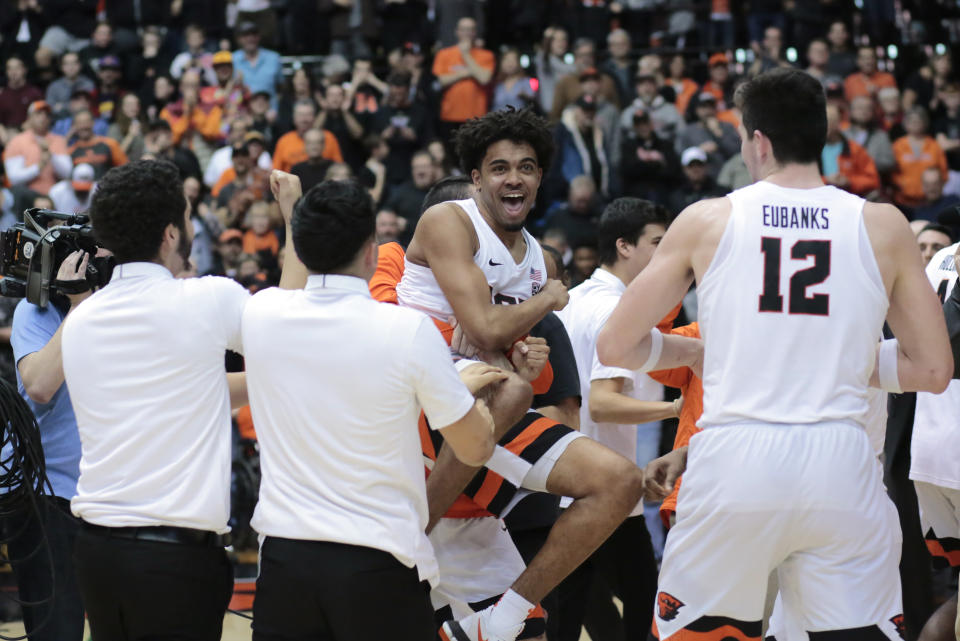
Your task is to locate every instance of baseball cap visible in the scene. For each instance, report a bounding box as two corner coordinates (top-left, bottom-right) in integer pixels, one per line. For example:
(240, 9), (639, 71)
(708, 52), (729, 67)
(71, 163), (95, 192)
(696, 92), (717, 106)
(244, 131), (265, 143)
(220, 229), (244, 243)
(575, 94), (598, 111)
(27, 100), (51, 115)
(99, 55), (121, 70)
(681, 147), (708, 166)
(236, 21), (259, 35)
(212, 50), (233, 66)
(579, 67), (601, 81)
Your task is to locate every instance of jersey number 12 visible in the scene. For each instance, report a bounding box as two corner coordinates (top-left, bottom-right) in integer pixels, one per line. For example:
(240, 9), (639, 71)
(758, 237), (831, 316)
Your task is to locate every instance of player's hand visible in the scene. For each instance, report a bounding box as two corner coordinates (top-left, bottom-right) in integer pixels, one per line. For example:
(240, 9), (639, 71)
(56, 250), (91, 308)
(459, 364), (509, 395)
(643, 446), (687, 501)
(541, 278), (568, 311)
(510, 335), (550, 383)
(270, 170), (302, 226)
(448, 316), (480, 359)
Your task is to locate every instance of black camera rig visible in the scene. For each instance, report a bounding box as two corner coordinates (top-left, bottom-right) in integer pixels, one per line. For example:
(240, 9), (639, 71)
(0, 209), (113, 308)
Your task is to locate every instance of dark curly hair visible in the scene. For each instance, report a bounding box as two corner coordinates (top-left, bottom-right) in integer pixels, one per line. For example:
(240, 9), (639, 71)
(89, 160), (187, 264)
(454, 107), (555, 175)
(292, 179), (374, 274)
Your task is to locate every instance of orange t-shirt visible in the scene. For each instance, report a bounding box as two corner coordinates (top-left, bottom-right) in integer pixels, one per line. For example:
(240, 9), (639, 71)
(243, 229), (279, 256)
(891, 135), (948, 208)
(3, 130), (68, 195)
(843, 71), (897, 103)
(271, 129), (343, 173)
(237, 405), (257, 440)
(68, 135), (128, 177)
(666, 77), (698, 118)
(212, 166), (270, 200)
(647, 322), (702, 526)
(160, 102), (224, 145)
(432, 46), (495, 123)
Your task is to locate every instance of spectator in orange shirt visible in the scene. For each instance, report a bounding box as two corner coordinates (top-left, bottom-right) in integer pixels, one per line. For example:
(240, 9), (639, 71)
(2, 101), (72, 195)
(159, 69), (223, 146)
(242, 201), (280, 257)
(892, 107), (949, 209)
(432, 17), (494, 142)
(271, 99), (343, 172)
(664, 55), (698, 118)
(844, 45), (897, 103)
(68, 109), (128, 179)
(212, 141), (270, 205)
(700, 53), (733, 110)
(822, 103), (880, 197)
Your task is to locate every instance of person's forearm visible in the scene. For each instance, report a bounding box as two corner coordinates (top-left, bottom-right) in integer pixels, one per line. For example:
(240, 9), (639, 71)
(4, 157), (40, 185)
(599, 331), (701, 373)
(0, 327), (11, 344)
(466, 295), (557, 351)
(462, 51), (492, 84)
(279, 220), (308, 289)
(18, 323), (66, 404)
(343, 111), (364, 139)
(589, 391), (677, 424)
(438, 70), (469, 88)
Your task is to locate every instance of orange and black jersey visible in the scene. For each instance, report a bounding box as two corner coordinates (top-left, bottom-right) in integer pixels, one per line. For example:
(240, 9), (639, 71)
(420, 411), (575, 519)
(69, 136), (128, 178)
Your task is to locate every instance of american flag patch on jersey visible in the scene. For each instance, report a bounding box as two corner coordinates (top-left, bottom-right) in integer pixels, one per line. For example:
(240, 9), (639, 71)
(530, 266), (542, 281)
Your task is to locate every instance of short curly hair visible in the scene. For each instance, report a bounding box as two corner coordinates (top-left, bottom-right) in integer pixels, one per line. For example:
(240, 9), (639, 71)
(89, 160), (187, 264)
(454, 107), (555, 176)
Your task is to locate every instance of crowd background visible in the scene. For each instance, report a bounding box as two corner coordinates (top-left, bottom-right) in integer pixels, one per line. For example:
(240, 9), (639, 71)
(0, 0), (959, 637)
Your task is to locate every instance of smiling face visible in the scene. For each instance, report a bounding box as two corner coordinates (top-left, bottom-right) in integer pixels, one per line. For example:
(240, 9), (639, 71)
(472, 139), (542, 232)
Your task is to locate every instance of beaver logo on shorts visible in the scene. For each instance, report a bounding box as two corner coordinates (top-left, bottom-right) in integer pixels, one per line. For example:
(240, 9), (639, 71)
(657, 592), (684, 621)
(890, 614), (905, 639)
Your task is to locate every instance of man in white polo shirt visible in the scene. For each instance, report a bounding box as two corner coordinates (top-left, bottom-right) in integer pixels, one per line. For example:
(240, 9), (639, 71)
(242, 175), (498, 641)
(61, 159), (295, 640)
(557, 198), (679, 641)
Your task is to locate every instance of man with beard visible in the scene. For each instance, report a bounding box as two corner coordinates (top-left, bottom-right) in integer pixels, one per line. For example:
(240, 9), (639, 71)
(60, 159), (300, 639)
(396, 108), (692, 641)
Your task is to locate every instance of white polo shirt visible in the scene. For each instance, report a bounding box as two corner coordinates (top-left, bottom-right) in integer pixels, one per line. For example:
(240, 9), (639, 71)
(242, 274), (475, 586)
(62, 262), (249, 533)
(557, 267), (663, 516)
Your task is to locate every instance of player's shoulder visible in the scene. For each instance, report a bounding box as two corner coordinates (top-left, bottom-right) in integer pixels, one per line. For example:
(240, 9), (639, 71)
(862, 201), (913, 246)
(675, 196), (731, 225)
(416, 201), (475, 244)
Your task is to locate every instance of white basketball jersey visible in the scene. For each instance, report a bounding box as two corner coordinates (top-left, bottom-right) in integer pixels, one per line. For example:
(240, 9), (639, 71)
(911, 242), (960, 490)
(697, 182), (888, 428)
(397, 198), (547, 321)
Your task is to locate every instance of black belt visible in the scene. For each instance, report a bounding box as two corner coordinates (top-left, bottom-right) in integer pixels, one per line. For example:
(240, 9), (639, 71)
(82, 521), (232, 548)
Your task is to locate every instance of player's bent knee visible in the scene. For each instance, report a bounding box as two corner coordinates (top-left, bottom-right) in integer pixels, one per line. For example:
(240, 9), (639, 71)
(544, 436), (644, 504)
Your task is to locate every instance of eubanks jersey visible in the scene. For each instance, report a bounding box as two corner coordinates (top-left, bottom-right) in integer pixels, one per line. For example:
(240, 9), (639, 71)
(653, 182), (903, 641)
(697, 182), (888, 428)
(396, 198), (547, 322)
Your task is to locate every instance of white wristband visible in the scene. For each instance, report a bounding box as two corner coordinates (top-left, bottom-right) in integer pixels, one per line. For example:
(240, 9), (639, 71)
(638, 328), (664, 373)
(878, 338), (902, 393)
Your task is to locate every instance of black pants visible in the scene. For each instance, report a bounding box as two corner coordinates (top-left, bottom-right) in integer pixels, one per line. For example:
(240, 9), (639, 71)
(253, 538), (435, 641)
(558, 515), (658, 641)
(2, 495), (84, 641)
(73, 525), (233, 641)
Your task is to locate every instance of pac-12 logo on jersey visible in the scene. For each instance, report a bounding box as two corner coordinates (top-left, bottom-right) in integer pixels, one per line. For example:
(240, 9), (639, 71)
(531, 266), (543, 296)
(656, 592), (684, 621)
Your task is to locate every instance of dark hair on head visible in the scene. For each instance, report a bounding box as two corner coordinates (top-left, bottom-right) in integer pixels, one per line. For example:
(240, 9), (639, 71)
(597, 198), (670, 266)
(89, 160), (187, 264)
(454, 107), (555, 175)
(735, 69), (827, 166)
(291, 179), (374, 274)
(147, 118), (172, 134)
(920, 223), (955, 243)
(421, 175), (473, 213)
(540, 243), (567, 283)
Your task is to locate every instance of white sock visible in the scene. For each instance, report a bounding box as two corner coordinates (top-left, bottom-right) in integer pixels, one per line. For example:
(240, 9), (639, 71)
(486, 589), (535, 637)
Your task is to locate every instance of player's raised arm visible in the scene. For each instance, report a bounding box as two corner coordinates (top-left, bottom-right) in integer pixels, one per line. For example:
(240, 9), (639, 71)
(596, 200), (714, 372)
(867, 202), (953, 393)
(416, 203), (567, 351)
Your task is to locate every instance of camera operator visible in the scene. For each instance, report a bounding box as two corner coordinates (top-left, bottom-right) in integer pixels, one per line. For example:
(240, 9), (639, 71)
(60, 158), (296, 639)
(5, 250), (94, 641)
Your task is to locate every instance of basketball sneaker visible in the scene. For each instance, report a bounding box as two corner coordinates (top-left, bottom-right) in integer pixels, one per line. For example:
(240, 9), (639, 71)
(439, 605), (524, 641)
